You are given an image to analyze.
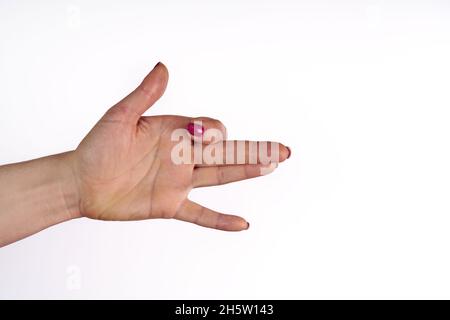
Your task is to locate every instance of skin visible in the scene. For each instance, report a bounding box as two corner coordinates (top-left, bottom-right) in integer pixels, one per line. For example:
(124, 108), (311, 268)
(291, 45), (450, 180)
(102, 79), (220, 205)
(0, 62), (290, 248)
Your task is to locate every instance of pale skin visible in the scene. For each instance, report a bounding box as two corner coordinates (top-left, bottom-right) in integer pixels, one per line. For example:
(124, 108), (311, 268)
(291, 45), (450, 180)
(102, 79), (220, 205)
(0, 62), (290, 248)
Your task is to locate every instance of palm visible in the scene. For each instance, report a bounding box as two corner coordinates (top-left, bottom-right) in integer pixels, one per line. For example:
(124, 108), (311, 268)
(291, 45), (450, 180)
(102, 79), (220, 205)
(75, 115), (192, 221)
(71, 63), (289, 231)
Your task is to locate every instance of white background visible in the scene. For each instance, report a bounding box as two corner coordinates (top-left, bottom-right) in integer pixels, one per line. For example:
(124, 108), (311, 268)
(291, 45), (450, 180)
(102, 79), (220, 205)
(1, 0), (450, 299)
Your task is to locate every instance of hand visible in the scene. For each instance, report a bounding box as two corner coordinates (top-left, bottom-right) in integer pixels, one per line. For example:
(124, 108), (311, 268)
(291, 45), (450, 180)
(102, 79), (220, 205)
(68, 63), (290, 231)
(0, 62), (291, 247)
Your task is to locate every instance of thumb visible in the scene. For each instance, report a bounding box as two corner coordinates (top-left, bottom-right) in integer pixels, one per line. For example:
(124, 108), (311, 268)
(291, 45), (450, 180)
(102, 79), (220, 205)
(114, 62), (169, 122)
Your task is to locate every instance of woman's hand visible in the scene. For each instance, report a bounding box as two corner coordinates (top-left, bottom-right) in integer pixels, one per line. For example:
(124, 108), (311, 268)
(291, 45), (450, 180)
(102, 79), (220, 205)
(70, 62), (290, 231)
(0, 62), (290, 247)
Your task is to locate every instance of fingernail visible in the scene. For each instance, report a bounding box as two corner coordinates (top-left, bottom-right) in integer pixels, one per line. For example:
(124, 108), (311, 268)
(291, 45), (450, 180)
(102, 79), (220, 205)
(246, 222), (250, 230)
(154, 61), (161, 68)
(286, 146), (291, 159)
(187, 122), (205, 137)
(260, 162), (278, 175)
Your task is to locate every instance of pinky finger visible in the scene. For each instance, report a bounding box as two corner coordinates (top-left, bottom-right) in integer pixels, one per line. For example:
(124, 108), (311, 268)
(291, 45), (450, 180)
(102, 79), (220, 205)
(175, 200), (249, 231)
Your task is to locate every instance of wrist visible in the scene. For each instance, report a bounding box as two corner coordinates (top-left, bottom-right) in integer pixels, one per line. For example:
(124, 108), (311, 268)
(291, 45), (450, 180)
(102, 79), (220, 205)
(55, 151), (82, 221)
(0, 151), (81, 247)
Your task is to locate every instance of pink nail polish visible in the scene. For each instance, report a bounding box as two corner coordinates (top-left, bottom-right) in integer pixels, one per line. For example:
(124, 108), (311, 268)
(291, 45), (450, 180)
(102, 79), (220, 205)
(187, 123), (205, 137)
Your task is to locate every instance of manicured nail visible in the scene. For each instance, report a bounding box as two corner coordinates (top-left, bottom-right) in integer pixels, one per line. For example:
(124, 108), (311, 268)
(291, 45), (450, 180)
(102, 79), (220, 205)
(246, 222), (250, 230)
(187, 122), (205, 137)
(286, 146), (291, 159)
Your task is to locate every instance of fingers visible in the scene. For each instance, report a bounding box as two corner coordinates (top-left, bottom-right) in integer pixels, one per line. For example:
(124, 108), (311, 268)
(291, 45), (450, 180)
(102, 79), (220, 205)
(187, 117), (227, 144)
(192, 163), (278, 188)
(194, 141), (290, 166)
(108, 62), (169, 123)
(175, 200), (249, 231)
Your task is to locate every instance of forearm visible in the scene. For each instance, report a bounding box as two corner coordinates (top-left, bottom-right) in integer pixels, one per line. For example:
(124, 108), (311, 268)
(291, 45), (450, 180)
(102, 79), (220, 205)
(0, 152), (80, 247)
